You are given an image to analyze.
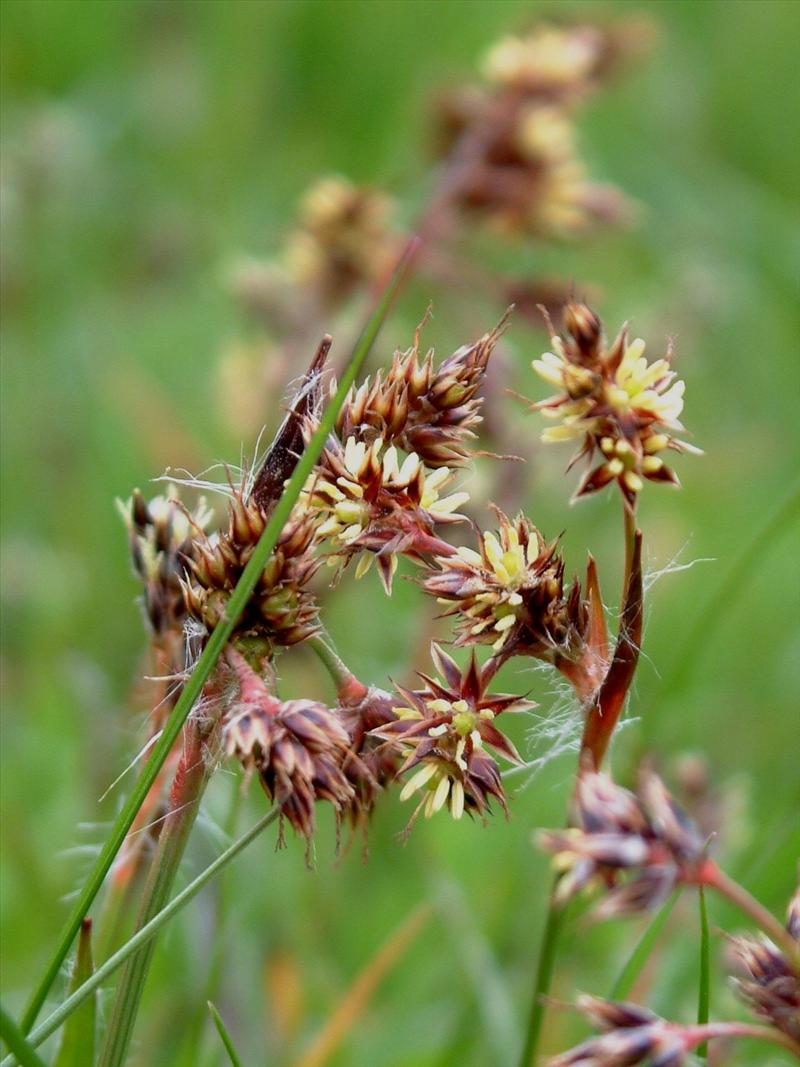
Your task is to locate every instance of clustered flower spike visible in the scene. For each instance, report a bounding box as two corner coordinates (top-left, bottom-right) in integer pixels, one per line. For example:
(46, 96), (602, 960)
(549, 997), (690, 1067)
(538, 769), (706, 917)
(223, 648), (372, 846)
(182, 491), (321, 651)
(372, 644), (533, 823)
(433, 23), (639, 237)
(531, 302), (700, 506)
(422, 507), (588, 664)
(337, 316), (507, 467)
(117, 485), (213, 636)
(729, 883), (800, 1042)
(305, 435), (469, 594)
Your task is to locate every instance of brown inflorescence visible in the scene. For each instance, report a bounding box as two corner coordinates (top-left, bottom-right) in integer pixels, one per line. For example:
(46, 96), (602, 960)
(433, 24), (637, 238)
(538, 768), (706, 917)
(182, 493), (321, 651)
(729, 884), (800, 1042)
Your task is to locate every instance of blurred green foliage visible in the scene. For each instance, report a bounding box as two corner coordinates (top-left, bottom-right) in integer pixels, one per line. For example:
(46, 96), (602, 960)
(1, 2), (799, 1065)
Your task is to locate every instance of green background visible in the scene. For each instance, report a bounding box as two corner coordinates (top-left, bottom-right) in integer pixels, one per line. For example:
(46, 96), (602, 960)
(2, 1), (798, 1064)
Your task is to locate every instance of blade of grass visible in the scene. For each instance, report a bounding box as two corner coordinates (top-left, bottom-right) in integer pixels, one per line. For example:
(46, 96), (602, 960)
(697, 886), (710, 1059)
(292, 906), (429, 1067)
(18, 237), (418, 1036)
(2, 809), (279, 1067)
(0, 1009), (47, 1067)
(609, 891), (680, 1000)
(54, 919), (95, 1067)
(517, 881), (565, 1067)
(208, 1003), (245, 1067)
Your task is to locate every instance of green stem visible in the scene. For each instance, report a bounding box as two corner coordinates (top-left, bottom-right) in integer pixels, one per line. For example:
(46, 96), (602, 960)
(97, 721), (214, 1067)
(517, 882), (565, 1067)
(2, 810), (279, 1066)
(207, 1003), (245, 1067)
(18, 239), (415, 1036)
(696, 886), (710, 1059)
(0, 1008), (46, 1067)
(307, 632), (360, 694)
(610, 890), (680, 1000)
(623, 504), (637, 591)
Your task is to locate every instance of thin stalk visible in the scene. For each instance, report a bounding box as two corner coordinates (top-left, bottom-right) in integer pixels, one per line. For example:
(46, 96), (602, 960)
(609, 890), (680, 1000)
(703, 863), (800, 967)
(517, 885), (565, 1067)
(696, 887), (710, 1059)
(207, 1003), (245, 1067)
(18, 239), (415, 1035)
(3, 810), (279, 1065)
(307, 632), (362, 698)
(0, 1009), (46, 1067)
(623, 504), (637, 591)
(682, 1021), (800, 1059)
(97, 721), (214, 1067)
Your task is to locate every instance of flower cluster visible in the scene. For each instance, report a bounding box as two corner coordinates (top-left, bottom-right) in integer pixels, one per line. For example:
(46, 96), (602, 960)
(433, 23), (640, 237)
(538, 769), (706, 917)
(372, 645), (531, 822)
(304, 436), (469, 593)
(550, 997), (690, 1067)
(337, 317), (506, 467)
(729, 885), (800, 1042)
(182, 493), (321, 651)
(117, 485), (212, 638)
(422, 508), (588, 663)
(531, 303), (700, 506)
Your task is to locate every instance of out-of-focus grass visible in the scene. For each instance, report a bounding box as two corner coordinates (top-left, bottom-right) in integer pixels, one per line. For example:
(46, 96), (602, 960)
(1, 2), (798, 1065)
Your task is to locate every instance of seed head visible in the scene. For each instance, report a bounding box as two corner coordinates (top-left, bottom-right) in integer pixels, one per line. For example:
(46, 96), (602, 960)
(305, 435), (469, 593)
(117, 485), (213, 636)
(336, 317), (506, 467)
(531, 303), (700, 507)
(223, 648), (356, 844)
(538, 769), (705, 916)
(550, 997), (687, 1067)
(373, 644), (533, 823)
(422, 508), (588, 661)
(183, 494), (321, 651)
(729, 885), (800, 1041)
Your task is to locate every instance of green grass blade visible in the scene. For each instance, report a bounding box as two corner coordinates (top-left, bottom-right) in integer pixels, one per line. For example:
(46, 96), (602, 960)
(2, 810), (279, 1066)
(54, 919), (95, 1067)
(609, 891), (680, 1001)
(18, 237), (417, 1036)
(0, 1008), (47, 1067)
(517, 880), (565, 1067)
(208, 1003), (245, 1067)
(697, 886), (710, 1059)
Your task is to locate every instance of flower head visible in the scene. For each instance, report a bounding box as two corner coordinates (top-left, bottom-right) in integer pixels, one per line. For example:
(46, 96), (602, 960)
(531, 303), (700, 506)
(549, 997), (688, 1067)
(117, 485), (213, 636)
(183, 493), (321, 650)
(373, 644), (533, 823)
(305, 435), (469, 593)
(337, 317), (506, 467)
(223, 648), (356, 845)
(538, 769), (706, 917)
(729, 885), (800, 1042)
(422, 508), (588, 661)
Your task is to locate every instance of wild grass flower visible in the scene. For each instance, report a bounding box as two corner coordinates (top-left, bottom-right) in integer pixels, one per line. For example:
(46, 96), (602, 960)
(530, 302), (700, 506)
(372, 644), (531, 822)
(729, 884), (800, 1042)
(421, 507), (588, 661)
(538, 769), (705, 917)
